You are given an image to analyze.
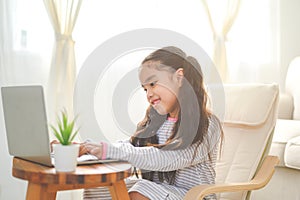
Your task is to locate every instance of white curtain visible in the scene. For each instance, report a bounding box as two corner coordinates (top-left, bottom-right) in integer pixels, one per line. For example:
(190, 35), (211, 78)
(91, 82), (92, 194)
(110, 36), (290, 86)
(0, 1), (15, 86)
(43, 2), (83, 197)
(0, 1), (26, 199)
(202, 0), (241, 82)
(43, 0), (82, 121)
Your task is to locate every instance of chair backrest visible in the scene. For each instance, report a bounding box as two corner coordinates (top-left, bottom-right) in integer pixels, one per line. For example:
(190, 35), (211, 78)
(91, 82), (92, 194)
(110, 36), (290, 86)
(216, 83), (279, 200)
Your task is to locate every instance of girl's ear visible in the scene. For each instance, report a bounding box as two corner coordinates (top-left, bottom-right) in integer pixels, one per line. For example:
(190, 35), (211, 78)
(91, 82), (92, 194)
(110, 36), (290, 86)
(174, 68), (184, 87)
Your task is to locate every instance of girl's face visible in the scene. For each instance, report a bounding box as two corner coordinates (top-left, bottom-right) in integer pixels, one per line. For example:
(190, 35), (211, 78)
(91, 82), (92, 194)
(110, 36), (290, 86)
(139, 61), (183, 118)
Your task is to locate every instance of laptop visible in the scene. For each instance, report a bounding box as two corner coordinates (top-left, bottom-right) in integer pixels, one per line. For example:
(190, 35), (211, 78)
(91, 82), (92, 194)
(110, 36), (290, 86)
(1, 85), (114, 167)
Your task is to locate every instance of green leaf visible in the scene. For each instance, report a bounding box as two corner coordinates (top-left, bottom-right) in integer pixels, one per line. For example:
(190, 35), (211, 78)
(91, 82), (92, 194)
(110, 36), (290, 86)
(50, 109), (79, 146)
(50, 125), (63, 144)
(62, 110), (68, 130)
(69, 128), (79, 143)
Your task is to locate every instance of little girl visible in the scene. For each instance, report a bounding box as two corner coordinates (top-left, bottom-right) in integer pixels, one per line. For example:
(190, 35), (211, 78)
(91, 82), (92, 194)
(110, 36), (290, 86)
(82, 46), (223, 200)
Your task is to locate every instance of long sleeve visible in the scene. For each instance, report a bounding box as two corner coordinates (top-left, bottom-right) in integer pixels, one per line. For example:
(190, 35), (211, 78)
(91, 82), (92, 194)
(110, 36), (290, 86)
(106, 116), (221, 171)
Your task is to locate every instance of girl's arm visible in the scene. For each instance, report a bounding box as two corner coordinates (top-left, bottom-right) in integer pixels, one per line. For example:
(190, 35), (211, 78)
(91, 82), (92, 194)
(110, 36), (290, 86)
(105, 118), (221, 171)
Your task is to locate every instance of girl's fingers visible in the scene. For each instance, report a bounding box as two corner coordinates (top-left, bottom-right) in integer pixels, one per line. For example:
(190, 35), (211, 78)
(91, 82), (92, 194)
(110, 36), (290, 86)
(78, 144), (88, 156)
(82, 143), (103, 159)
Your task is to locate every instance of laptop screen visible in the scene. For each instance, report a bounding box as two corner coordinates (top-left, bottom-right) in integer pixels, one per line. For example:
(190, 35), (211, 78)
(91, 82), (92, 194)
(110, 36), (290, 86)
(1, 85), (52, 166)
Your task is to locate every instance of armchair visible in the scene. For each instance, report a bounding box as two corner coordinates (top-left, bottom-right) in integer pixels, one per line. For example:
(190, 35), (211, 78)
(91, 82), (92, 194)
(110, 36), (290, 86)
(252, 57), (300, 199)
(184, 83), (280, 200)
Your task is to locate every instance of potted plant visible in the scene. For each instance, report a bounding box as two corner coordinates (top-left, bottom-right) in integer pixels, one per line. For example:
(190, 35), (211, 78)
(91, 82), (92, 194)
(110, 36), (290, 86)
(51, 109), (80, 172)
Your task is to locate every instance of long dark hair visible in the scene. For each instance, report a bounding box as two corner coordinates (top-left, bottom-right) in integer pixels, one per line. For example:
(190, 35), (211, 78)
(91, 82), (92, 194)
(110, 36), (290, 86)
(130, 46), (217, 184)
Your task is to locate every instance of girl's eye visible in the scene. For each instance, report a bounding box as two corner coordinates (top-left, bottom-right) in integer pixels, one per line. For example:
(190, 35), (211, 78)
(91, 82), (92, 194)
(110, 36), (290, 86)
(150, 81), (157, 87)
(142, 81), (157, 92)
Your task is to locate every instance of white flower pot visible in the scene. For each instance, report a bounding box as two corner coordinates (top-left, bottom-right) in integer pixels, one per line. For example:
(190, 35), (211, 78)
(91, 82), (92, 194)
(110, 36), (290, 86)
(53, 144), (80, 172)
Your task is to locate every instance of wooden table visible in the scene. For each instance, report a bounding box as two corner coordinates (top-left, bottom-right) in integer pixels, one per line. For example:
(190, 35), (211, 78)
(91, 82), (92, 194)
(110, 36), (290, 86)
(12, 157), (132, 200)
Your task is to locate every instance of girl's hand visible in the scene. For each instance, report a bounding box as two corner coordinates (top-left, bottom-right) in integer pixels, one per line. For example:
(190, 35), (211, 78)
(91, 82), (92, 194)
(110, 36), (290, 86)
(50, 140), (60, 152)
(78, 143), (89, 157)
(82, 142), (103, 159)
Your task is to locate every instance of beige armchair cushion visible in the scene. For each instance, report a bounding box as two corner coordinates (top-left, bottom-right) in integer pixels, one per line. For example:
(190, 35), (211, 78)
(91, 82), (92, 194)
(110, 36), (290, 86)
(216, 84), (279, 200)
(269, 119), (300, 166)
(285, 136), (300, 170)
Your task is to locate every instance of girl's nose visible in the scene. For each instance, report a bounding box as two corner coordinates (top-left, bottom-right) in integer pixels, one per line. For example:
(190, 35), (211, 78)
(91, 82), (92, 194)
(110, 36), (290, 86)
(146, 88), (153, 99)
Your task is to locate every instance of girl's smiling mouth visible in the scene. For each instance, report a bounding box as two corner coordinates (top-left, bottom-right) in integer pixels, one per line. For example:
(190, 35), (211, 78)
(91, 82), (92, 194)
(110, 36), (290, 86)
(151, 98), (161, 105)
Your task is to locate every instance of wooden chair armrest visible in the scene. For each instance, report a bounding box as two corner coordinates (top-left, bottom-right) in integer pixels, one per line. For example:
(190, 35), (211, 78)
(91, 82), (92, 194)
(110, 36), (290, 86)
(184, 156), (279, 200)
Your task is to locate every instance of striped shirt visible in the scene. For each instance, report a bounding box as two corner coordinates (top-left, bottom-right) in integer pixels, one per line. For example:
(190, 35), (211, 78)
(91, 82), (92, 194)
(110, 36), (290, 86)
(84, 115), (221, 200)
